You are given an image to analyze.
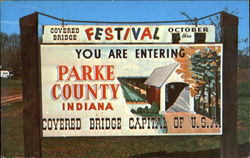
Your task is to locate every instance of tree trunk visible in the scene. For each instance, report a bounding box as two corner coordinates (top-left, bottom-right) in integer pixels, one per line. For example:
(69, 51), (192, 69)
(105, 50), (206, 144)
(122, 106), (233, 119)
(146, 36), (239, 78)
(202, 84), (206, 111)
(215, 67), (220, 123)
(208, 78), (212, 116)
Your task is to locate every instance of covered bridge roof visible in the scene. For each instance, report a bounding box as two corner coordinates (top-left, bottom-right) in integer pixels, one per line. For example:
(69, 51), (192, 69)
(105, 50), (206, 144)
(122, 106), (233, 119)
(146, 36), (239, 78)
(144, 63), (179, 88)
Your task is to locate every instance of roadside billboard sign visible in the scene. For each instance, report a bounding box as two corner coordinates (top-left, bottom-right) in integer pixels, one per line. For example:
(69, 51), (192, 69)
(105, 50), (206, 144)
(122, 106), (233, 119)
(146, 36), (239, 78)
(41, 43), (222, 137)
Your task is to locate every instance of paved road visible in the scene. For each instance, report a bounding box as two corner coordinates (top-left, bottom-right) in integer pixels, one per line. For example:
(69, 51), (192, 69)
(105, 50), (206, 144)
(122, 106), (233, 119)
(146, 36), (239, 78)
(1, 94), (22, 106)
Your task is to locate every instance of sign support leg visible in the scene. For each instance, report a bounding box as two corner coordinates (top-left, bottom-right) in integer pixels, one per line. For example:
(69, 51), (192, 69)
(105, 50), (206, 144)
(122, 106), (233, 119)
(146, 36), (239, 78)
(19, 12), (42, 157)
(220, 11), (238, 158)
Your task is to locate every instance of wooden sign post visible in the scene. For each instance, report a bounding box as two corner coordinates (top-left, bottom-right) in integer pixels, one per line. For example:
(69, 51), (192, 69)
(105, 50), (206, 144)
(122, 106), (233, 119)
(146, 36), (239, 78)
(220, 11), (238, 158)
(20, 12), (42, 157)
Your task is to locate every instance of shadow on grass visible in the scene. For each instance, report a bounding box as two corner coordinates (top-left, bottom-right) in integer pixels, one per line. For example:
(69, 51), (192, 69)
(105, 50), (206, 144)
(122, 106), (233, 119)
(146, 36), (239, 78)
(131, 142), (249, 158)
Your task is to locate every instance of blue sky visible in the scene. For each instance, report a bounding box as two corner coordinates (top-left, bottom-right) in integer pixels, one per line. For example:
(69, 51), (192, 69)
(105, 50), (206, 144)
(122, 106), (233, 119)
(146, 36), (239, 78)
(0, 1), (249, 41)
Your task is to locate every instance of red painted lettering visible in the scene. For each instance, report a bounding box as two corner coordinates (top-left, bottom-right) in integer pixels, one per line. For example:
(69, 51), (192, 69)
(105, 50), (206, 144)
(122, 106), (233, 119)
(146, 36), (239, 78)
(58, 65), (68, 81)
(141, 27), (152, 40)
(85, 28), (94, 40)
(105, 27), (113, 40)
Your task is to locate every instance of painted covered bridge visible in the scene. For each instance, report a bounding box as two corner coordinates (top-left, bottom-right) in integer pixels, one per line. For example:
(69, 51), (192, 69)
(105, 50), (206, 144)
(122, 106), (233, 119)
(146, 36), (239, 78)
(144, 63), (195, 113)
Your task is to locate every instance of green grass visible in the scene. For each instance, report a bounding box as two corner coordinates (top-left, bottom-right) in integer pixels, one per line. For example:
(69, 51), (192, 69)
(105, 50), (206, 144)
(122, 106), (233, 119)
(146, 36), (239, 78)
(1, 79), (249, 157)
(238, 82), (250, 97)
(1, 79), (22, 96)
(1, 78), (22, 90)
(1, 102), (24, 157)
(41, 136), (221, 158)
(237, 82), (250, 145)
(237, 97), (249, 144)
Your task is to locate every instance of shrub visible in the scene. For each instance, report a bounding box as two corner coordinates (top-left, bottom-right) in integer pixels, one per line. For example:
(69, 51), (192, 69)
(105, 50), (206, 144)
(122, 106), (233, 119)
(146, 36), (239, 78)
(137, 107), (143, 113)
(131, 109), (136, 113)
(131, 102), (160, 116)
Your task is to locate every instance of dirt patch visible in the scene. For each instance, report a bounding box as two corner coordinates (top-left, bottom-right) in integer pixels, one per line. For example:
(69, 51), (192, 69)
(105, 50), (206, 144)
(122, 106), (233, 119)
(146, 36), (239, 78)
(1, 90), (22, 98)
(1, 94), (22, 106)
(1, 109), (22, 117)
(238, 68), (250, 83)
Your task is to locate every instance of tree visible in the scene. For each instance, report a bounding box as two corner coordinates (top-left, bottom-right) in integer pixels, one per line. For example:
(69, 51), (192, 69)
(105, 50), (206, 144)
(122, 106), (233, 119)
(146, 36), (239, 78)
(0, 32), (21, 77)
(190, 48), (221, 119)
(174, 46), (222, 120)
